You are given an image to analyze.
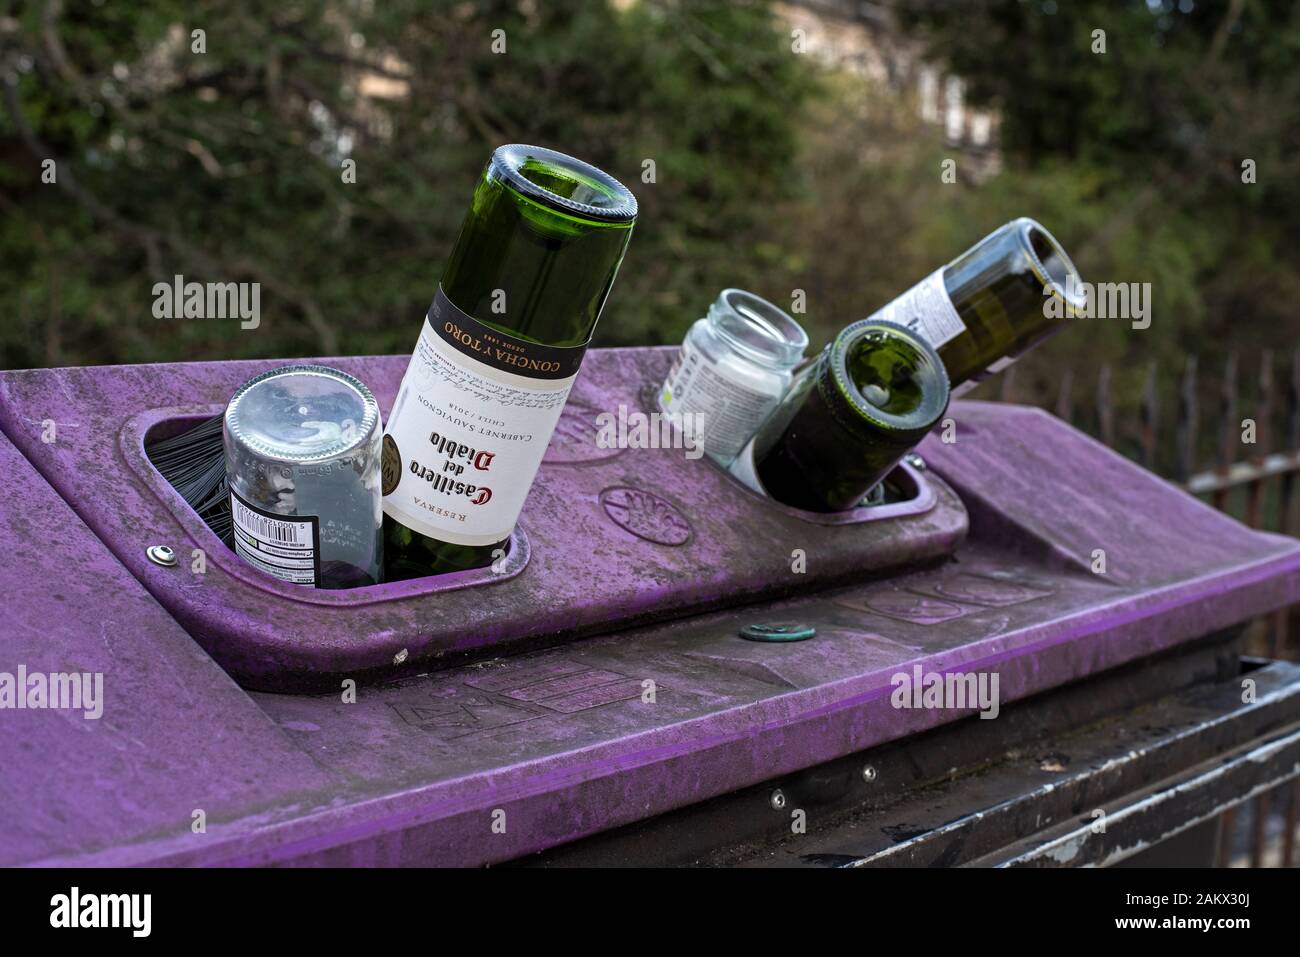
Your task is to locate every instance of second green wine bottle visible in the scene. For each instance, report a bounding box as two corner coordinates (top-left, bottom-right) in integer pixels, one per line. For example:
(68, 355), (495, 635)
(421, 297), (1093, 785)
(866, 217), (1085, 395)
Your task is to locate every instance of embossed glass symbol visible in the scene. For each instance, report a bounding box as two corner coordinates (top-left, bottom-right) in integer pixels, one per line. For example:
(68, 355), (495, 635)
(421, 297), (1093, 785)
(599, 486), (692, 546)
(924, 574), (1052, 607)
(846, 591), (967, 625)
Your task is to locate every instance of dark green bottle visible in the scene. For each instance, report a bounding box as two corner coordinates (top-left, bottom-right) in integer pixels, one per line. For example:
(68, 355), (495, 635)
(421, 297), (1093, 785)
(382, 145), (637, 580)
(749, 320), (950, 513)
(866, 218), (1085, 395)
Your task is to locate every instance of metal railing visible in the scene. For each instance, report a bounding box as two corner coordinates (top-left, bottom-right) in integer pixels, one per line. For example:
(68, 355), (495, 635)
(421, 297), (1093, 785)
(996, 350), (1300, 867)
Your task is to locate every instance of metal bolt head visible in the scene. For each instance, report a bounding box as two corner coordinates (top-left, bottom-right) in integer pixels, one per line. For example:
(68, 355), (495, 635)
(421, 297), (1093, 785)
(905, 453), (927, 472)
(769, 788), (787, 811)
(740, 622), (816, 643)
(146, 545), (177, 567)
(862, 764), (878, 783)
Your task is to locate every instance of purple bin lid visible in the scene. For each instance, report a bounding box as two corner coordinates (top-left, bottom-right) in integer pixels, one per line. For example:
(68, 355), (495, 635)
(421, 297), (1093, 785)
(0, 430), (334, 865)
(0, 350), (966, 690)
(0, 351), (1297, 867)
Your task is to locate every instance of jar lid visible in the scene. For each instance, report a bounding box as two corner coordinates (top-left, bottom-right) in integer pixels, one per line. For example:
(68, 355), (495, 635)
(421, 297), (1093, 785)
(224, 365), (381, 464)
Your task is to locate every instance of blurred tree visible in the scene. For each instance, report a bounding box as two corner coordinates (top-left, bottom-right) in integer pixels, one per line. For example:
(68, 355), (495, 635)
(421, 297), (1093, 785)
(2, 0), (1296, 481)
(0, 0), (819, 368)
(897, 0), (1300, 191)
(890, 0), (1300, 465)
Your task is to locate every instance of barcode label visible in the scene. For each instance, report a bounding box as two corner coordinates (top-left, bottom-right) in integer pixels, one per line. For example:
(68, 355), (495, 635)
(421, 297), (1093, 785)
(230, 490), (320, 586)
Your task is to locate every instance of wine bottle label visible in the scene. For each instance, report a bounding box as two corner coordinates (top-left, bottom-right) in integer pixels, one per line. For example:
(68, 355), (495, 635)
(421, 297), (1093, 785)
(659, 340), (780, 460)
(869, 268), (966, 349)
(381, 287), (584, 547)
(230, 490), (321, 586)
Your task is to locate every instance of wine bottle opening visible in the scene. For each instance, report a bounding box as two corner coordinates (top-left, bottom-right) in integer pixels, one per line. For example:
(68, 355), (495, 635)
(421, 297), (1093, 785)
(1020, 219), (1086, 315)
(490, 144), (638, 224)
(747, 320), (949, 514)
(833, 322), (948, 435)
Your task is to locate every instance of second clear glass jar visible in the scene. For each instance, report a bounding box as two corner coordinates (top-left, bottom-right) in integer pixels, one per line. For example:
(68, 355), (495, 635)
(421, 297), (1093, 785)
(658, 289), (808, 467)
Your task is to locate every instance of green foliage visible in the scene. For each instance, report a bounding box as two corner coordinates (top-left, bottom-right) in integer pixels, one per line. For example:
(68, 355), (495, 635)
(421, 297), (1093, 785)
(894, 0), (1300, 341)
(893, 0), (1300, 462)
(1, 0), (1296, 477)
(0, 0), (818, 367)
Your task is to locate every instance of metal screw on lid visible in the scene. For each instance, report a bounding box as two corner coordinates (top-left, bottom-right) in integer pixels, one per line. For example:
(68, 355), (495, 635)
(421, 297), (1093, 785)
(146, 544), (177, 567)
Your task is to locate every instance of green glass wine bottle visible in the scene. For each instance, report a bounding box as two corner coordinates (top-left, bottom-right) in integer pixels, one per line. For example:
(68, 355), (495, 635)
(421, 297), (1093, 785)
(748, 320), (950, 513)
(381, 145), (637, 580)
(866, 218), (1086, 395)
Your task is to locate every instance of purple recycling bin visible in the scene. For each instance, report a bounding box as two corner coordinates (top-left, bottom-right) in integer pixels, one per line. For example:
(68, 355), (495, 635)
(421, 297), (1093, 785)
(0, 350), (965, 691)
(0, 347), (1297, 866)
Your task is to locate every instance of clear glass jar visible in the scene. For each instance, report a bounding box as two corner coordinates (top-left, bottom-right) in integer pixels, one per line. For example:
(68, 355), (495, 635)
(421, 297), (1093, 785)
(224, 365), (384, 589)
(658, 288), (808, 466)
